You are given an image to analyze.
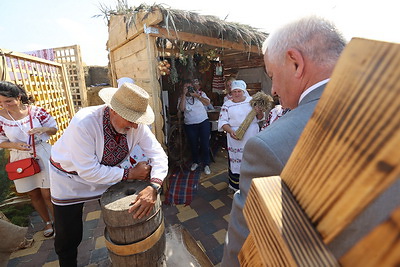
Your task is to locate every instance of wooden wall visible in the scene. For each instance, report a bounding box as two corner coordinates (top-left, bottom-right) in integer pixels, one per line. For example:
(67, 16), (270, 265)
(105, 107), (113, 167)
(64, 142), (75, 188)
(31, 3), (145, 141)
(108, 13), (165, 143)
(107, 10), (267, 145)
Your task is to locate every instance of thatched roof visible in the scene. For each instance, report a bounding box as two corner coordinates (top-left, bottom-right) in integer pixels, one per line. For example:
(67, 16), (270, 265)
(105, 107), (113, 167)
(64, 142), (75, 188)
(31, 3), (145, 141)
(99, 2), (268, 52)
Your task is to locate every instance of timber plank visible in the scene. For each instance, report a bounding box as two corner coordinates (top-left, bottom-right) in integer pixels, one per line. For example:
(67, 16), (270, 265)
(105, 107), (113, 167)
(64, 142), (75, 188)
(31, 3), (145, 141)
(280, 38), (400, 242)
(151, 27), (262, 54)
(340, 207), (400, 267)
(239, 234), (264, 267)
(243, 176), (338, 267)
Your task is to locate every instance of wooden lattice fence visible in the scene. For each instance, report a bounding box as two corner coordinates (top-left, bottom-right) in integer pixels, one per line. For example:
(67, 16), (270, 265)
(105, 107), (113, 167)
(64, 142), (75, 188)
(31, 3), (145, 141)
(53, 45), (88, 111)
(0, 48), (75, 144)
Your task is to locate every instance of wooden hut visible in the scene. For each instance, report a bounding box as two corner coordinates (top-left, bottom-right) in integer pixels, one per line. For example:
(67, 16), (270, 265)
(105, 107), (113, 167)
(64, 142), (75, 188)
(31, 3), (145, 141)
(105, 4), (269, 145)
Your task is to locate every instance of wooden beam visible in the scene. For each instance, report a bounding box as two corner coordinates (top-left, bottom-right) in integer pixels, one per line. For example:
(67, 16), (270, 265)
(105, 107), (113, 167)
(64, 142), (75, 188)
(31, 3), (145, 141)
(150, 27), (263, 54)
(0, 48), (62, 66)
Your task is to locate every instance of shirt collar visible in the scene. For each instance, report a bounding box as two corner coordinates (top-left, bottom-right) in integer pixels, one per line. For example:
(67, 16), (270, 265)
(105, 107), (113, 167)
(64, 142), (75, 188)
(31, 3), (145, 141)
(298, 78), (330, 104)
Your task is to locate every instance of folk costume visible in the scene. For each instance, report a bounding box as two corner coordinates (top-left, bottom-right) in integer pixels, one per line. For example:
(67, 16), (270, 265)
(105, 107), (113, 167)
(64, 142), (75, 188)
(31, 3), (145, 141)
(0, 105), (57, 192)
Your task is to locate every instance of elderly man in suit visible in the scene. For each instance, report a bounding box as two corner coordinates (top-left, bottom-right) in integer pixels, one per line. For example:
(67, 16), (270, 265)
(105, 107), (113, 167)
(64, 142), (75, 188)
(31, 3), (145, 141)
(221, 16), (347, 266)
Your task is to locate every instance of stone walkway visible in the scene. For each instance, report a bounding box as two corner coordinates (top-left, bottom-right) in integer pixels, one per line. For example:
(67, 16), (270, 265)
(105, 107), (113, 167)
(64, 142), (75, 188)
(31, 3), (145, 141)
(7, 163), (232, 266)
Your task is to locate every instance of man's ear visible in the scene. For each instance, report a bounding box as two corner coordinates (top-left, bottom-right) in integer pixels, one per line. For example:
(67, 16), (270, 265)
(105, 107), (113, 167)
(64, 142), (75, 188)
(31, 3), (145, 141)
(109, 108), (117, 117)
(287, 49), (304, 78)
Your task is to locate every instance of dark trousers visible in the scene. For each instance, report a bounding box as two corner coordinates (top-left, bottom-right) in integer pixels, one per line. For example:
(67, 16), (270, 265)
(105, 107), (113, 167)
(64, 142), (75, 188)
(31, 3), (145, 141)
(184, 119), (211, 166)
(53, 202), (84, 267)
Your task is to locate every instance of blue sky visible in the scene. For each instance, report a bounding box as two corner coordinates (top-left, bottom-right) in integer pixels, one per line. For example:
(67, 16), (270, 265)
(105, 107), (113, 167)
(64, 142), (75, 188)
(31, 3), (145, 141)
(1, 0), (398, 66)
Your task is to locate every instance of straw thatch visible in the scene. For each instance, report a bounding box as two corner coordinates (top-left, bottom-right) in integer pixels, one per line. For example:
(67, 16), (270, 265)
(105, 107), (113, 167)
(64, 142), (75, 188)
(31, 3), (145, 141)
(98, 1), (268, 52)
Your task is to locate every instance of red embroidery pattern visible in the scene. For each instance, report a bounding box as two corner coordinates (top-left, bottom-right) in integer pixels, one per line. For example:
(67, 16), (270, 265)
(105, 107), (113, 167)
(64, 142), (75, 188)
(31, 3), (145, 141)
(101, 107), (129, 166)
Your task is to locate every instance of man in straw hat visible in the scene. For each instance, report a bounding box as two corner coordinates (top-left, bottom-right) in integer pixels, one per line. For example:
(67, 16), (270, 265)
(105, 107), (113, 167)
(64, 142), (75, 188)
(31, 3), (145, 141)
(49, 82), (168, 266)
(221, 16), (347, 266)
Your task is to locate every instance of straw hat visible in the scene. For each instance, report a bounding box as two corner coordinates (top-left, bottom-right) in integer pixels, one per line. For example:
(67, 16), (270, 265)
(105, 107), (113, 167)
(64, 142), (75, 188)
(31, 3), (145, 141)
(99, 83), (154, 125)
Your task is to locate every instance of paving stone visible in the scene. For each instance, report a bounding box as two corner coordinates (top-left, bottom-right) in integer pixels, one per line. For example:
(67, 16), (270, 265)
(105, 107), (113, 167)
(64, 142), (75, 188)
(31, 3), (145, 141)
(10, 169), (232, 266)
(177, 208), (198, 222)
(210, 199), (225, 209)
(90, 247), (109, 264)
(86, 210), (101, 221)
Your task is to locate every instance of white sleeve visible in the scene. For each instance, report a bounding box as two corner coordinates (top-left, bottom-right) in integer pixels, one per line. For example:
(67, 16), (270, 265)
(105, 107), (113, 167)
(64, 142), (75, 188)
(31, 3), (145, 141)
(52, 117), (124, 184)
(218, 104), (229, 131)
(136, 125), (168, 181)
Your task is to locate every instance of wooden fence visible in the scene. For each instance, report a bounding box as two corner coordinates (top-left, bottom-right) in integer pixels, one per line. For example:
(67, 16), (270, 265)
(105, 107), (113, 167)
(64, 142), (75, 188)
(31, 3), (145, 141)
(53, 45), (88, 111)
(0, 48), (75, 144)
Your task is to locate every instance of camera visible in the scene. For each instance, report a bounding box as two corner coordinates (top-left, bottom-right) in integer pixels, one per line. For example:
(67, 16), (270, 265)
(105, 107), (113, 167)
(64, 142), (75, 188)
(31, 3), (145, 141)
(188, 86), (195, 93)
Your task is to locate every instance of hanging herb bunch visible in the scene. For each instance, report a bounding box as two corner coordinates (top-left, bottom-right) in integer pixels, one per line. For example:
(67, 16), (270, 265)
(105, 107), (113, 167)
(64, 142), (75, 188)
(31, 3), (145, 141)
(169, 56), (179, 84)
(199, 57), (210, 73)
(157, 59), (171, 76)
(199, 49), (218, 73)
(178, 53), (187, 66)
(187, 55), (196, 75)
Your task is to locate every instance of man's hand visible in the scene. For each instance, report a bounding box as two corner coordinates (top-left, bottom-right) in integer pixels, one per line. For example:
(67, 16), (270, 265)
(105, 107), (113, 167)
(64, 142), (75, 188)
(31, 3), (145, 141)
(128, 186), (157, 219)
(127, 161), (151, 180)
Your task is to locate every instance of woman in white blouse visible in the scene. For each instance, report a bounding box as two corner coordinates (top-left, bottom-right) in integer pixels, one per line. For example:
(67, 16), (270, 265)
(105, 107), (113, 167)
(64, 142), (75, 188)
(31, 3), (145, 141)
(178, 79), (212, 175)
(0, 81), (57, 237)
(218, 80), (264, 191)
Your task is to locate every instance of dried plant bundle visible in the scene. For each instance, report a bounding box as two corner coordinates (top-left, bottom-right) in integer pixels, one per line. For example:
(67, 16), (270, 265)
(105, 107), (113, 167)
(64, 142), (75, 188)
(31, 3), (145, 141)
(235, 92), (274, 140)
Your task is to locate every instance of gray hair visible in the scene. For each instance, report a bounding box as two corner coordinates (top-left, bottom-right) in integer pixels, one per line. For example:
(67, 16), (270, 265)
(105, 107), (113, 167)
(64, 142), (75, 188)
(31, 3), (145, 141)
(262, 16), (347, 67)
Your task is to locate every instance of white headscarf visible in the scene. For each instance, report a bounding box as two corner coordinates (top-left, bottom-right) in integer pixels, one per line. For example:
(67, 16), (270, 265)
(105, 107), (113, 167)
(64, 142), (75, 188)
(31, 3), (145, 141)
(117, 77), (135, 88)
(231, 80), (250, 97)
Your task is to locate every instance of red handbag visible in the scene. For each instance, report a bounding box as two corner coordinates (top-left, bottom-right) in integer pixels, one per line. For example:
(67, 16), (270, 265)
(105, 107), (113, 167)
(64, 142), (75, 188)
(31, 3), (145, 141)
(6, 158), (41, 180)
(6, 106), (41, 180)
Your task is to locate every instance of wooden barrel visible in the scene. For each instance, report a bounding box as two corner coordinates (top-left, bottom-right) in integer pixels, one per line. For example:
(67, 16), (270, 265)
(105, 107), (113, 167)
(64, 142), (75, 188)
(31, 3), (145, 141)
(100, 181), (166, 266)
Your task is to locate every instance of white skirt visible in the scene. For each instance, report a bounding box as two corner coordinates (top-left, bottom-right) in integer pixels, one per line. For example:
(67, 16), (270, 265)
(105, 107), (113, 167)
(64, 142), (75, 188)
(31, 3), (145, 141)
(227, 123), (260, 174)
(9, 142), (52, 193)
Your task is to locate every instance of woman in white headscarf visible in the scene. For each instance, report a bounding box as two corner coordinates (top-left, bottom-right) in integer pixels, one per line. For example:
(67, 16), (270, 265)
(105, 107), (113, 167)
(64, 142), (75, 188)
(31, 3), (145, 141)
(218, 80), (264, 191)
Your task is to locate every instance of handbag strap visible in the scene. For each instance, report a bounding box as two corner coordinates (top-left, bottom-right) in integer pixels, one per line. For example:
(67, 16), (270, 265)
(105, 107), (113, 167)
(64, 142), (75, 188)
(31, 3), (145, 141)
(6, 105), (37, 157)
(27, 106), (37, 158)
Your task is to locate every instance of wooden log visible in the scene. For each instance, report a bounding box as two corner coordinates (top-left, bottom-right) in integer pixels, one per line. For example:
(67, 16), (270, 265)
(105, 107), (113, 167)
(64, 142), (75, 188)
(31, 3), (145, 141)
(340, 207), (400, 267)
(238, 233), (264, 267)
(243, 176), (339, 267)
(100, 181), (166, 267)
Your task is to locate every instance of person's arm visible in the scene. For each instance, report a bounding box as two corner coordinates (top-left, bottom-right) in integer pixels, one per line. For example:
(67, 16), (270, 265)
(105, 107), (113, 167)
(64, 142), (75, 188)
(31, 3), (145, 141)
(218, 104), (238, 140)
(178, 87), (188, 112)
(222, 124), (238, 140)
(192, 91), (211, 106)
(0, 123), (31, 151)
(134, 125), (168, 183)
(28, 126), (57, 136)
(128, 124), (168, 219)
(53, 115), (126, 184)
(29, 106), (58, 136)
(0, 141), (31, 151)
